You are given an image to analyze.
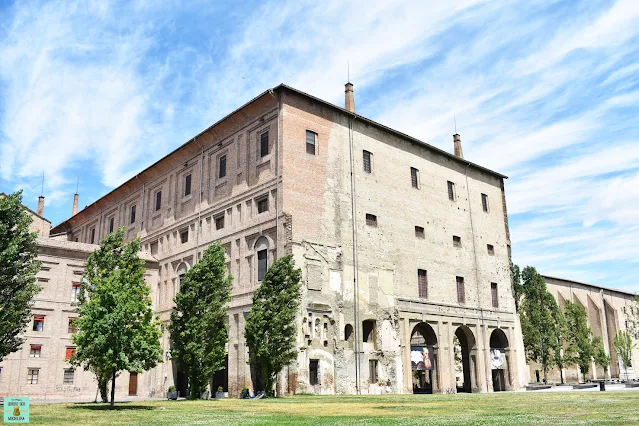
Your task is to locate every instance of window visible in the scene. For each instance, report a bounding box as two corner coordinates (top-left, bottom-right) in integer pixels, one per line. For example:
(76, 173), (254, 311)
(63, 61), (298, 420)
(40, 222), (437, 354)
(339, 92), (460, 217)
(68, 318), (77, 334)
(27, 369), (39, 384)
(453, 235), (461, 247)
(150, 241), (158, 256)
(344, 324), (353, 341)
(29, 345), (41, 358)
(369, 360), (378, 384)
(306, 130), (317, 155)
(184, 174), (192, 197)
(456, 277), (465, 304)
(33, 316), (44, 332)
(487, 244), (495, 255)
(491, 282), (498, 308)
(415, 226), (425, 238)
(180, 229), (189, 244)
(215, 214), (225, 230)
(481, 193), (489, 212)
(411, 167), (419, 189)
(257, 197), (269, 214)
(447, 181), (456, 201)
(260, 131), (269, 157)
(309, 359), (319, 385)
(90, 227), (96, 244)
(108, 217), (114, 233)
(63, 368), (74, 385)
(363, 150), (372, 173)
(219, 155), (227, 178)
(71, 282), (81, 302)
(418, 269), (428, 299)
(362, 320), (376, 344)
(366, 214), (377, 227)
(257, 249), (267, 282)
(65, 347), (76, 360)
(155, 191), (162, 211)
(130, 205), (136, 224)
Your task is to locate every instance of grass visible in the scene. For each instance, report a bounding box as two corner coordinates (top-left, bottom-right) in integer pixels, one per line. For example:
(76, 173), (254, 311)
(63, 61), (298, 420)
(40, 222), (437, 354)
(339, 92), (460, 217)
(29, 391), (639, 425)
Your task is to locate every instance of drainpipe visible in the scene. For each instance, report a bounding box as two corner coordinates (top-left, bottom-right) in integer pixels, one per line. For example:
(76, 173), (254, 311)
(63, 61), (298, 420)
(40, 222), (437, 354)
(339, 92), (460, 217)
(192, 138), (204, 262)
(348, 113), (361, 395)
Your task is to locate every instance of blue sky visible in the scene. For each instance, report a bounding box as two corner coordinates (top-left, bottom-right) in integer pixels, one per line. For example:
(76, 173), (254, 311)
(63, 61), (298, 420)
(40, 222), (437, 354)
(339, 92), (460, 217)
(1, 0), (638, 292)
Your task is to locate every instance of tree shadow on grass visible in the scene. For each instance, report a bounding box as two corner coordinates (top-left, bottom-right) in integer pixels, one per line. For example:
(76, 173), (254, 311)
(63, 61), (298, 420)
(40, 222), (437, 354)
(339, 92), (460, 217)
(69, 402), (155, 411)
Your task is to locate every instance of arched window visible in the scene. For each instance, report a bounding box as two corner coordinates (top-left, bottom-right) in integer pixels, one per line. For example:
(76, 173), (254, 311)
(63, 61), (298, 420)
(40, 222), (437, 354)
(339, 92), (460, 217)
(176, 263), (189, 293)
(254, 237), (269, 282)
(344, 324), (354, 342)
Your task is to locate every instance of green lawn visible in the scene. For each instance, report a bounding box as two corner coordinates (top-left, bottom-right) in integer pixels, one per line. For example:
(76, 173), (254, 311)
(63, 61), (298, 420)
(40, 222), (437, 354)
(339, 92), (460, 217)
(29, 391), (639, 425)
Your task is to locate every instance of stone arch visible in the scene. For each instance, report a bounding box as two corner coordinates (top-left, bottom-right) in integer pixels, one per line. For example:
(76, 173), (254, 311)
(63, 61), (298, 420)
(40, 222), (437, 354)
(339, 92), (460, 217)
(454, 325), (477, 393)
(489, 328), (510, 391)
(410, 322), (439, 394)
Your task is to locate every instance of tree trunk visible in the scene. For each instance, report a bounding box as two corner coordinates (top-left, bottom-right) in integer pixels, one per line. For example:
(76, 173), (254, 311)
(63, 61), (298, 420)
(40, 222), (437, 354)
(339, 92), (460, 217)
(110, 369), (116, 408)
(543, 365), (547, 384)
(99, 376), (109, 402)
(559, 368), (564, 384)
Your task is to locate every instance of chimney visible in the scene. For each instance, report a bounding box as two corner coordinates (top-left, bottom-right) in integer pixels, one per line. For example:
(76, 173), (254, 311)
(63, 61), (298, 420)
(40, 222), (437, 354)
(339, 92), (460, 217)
(453, 134), (464, 159)
(345, 82), (355, 113)
(72, 193), (79, 216)
(37, 196), (45, 217)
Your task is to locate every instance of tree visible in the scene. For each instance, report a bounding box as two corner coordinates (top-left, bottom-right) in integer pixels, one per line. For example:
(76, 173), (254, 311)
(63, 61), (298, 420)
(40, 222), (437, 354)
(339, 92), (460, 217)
(169, 243), (232, 399)
(72, 228), (162, 407)
(614, 330), (636, 381)
(515, 266), (562, 383)
(0, 191), (42, 362)
(552, 312), (568, 384)
(245, 255), (302, 396)
(564, 301), (595, 382)
(623, 297), (639, 340)
(592, 337), (611, 380)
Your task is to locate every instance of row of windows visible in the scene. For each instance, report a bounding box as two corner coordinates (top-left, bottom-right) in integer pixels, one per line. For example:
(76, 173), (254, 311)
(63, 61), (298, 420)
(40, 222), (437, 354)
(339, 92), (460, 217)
(25, 368), (75, 385)
(28, 345), (75, 359)
(415, 270), (499, 308)
(32, 316), (77, 333)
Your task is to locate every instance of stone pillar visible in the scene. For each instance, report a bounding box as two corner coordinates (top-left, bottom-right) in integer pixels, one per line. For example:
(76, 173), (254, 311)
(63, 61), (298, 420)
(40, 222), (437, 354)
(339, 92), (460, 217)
(402, 317), (412, 393)
(37, 196), (44, 217)
(453, 134), (464, 158)
(345, 83), (355, 113)
(72, 193), (79, 216)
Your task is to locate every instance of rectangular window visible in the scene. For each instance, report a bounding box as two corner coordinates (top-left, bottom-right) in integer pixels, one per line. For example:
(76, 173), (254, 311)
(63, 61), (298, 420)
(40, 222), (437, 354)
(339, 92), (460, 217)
(448, 181), (455, 201)
(68, 318), (77, 334)
(219, 155), (227, 178)
(363, 150), (372, 173)
(184, 174), (192, 197)
(150, 241), (158, 256)
(180, 229), (189, 244)
(65, 347), (76, 360)
(27, 369), (39, 385)
(487, 244), (495, 255)
(415, 226), (425, 238)
(90, 227), (96, 244)
(33, 316), (44, 332)
(29, 345), (41, 358)
(491, 282), (499, 308)
(309, 359), (319, 385)
(306, 130), (317, 155)
(108, 217), (114, 233)
(63, 368), (74, 385)
(257, 249), (267, 282)
(257, 197), (269, 214)
(456, 277), (465, 304)
(481, 193), (489, 212)
(366, 214), (377, 227)
(130, 205), (136, 224)
(411, 167), (419, 188)
(418, 269), (428, 299)
(260, 131), (269, 157)
(453, 236), (461, 247)
(155, 191), (162, 211)
(71, 283), (81, 302)
(215, 214), (225, 230)
(369, 359), (378, 384)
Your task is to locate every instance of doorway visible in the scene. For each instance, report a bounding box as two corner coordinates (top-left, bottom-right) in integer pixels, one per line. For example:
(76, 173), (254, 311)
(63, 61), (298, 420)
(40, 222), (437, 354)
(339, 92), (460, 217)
(454, 326), (476, 393)
(128, 372), (138, 396)
(410, 322), (438, 394)
(490, 328), (509, 391)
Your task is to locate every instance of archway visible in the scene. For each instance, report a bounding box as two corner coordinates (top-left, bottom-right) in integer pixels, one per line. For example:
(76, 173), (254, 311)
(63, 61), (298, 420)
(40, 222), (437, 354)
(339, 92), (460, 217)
(489, 328), (509, 391)
(410, 322), (438, 394)
(454, 326), (476, 393)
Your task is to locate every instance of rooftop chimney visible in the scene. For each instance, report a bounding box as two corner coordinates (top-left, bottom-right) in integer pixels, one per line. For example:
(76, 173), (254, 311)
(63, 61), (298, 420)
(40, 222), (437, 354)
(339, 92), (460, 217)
(453, 134), (464, 159)
(345, 82), (355, 113)
(37, 196), (45, 217)
(72, 193), (79, 216)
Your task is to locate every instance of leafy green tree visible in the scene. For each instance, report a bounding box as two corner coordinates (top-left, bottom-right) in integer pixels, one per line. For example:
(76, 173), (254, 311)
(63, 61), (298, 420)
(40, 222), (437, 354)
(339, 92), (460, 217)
(72, 228), (162, 407)
(552, 313), (568, 384)
(623, 297), (639, 340)
(169, 243), (232, 399)
(0, 191), (42, 362)
(564, 301), (595, 382)
(245, 254), (302, 396)
(592, 337), (611, 380)
(515, 266), (562, 383)
(614, 330), (636, 381)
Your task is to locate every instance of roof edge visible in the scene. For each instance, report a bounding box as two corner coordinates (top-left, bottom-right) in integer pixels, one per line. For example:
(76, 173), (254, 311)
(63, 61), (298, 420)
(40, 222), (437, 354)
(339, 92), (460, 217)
(542, 274), (638, 297)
